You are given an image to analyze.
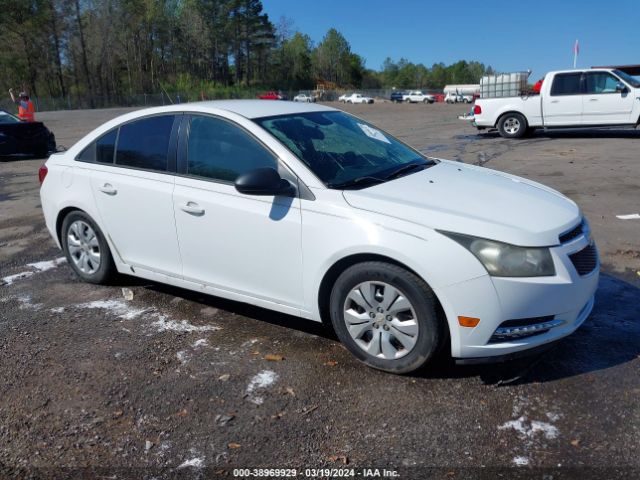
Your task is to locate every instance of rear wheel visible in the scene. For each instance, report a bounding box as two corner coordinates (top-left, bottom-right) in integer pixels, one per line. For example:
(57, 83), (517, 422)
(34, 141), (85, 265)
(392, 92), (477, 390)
(329, 262), (444, 374)
(498, 112), (528, 139)
(61, 210), (116, 284)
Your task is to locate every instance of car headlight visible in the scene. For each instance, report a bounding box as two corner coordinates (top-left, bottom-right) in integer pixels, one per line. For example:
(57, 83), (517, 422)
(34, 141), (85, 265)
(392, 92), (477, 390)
(440, 231), (556, 277)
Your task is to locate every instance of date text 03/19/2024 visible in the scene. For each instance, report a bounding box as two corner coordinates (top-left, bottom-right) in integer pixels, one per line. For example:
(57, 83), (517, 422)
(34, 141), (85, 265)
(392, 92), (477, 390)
(232, 468), (400, 478)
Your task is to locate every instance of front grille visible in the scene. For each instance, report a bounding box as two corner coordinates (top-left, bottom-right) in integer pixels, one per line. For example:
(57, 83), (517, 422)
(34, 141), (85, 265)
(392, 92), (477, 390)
(559, 220), (584, 243)
(569, 243), (598, 275)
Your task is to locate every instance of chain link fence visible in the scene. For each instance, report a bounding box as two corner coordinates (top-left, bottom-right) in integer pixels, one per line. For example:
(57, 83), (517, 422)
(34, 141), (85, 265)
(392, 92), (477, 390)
(0, 87), (447, 114)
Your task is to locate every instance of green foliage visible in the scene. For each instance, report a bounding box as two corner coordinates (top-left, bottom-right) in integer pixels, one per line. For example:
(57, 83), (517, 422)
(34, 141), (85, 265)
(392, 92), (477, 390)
(0, 0), (495, 103)
(380, 58), (493, 89)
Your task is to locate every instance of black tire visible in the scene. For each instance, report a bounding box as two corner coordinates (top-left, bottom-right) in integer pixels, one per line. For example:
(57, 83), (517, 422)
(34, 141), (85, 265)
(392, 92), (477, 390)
(497, 112), (528, 139)
(61, 210), (117, 284)
(329, 262), (444, 374)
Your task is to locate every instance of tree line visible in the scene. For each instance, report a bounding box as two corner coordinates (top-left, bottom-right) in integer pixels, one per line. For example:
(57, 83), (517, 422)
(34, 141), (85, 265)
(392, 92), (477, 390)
(0, 0), (494, 104)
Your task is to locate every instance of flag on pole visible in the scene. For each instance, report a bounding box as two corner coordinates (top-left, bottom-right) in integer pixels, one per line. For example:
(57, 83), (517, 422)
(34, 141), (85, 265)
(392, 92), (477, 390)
(573, 39), (579, 68)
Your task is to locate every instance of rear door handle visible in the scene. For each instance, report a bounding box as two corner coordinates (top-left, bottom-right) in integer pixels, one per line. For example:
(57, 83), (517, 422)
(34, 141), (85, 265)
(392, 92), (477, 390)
(180, 201), (205, 216)
(589, 98), (598, 102)
(98, 183), (117, 195)
(550, 100), (559, 103)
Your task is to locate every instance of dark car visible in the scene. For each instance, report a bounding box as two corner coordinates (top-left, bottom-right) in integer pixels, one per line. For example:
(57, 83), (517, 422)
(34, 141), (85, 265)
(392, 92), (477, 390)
(0, 110), (56, 157)
(390, 91), (405, 103)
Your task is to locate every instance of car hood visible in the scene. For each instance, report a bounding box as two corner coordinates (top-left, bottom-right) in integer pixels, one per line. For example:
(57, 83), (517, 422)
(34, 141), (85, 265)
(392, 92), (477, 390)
(342, 161), (580, 246)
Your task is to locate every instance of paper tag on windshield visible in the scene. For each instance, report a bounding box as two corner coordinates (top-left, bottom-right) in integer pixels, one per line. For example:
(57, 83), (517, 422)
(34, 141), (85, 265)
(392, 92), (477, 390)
(358, 123), (391, 144)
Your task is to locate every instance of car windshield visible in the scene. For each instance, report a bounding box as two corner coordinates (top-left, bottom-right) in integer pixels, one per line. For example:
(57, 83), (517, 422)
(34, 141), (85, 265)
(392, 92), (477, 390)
(613, 69), (640, 88)
(0, 110), (21, 124)
(255, 111), (435, 189)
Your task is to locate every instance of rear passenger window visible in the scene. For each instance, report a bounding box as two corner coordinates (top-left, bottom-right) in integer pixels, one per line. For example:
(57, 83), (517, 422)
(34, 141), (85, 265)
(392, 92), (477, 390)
(76, 128), (117, 163)
(550, 73), (583, 96)
(187, 115), (276, 182)
(96, 129), (117, 164)
(115, 115), (175, 171)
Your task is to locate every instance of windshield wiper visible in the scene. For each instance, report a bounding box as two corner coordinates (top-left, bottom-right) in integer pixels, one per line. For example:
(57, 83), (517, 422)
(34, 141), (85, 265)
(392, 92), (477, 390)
(328, 176), (386, 190)
(383, 161), (432, 181)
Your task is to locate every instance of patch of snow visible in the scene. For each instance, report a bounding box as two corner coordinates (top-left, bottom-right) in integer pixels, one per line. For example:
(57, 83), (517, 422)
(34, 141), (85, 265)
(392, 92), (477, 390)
(245, 370), (278, 405)
(77, 299), (149, 320)
(150, 315), (219, 333)
(241, 338), (259, 348)
(50, 307), (65, 313)
(177, 457), (205, 469)
(1, 271), (34, 286)
(530, 420), (559, 439)
(27, 257), (66, 272)
(176, 350), (190, 365)
(499, 416), (559, 440)
(513, 456), (530, 466)
(16, 295), (42, 310)
(192, 338), (209, 348)
(546, 411), (561, 422)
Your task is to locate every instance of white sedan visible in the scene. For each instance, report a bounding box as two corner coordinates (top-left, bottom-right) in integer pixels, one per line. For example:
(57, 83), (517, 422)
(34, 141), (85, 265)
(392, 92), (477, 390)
(344, 93), (374, 104)
(293, 93), (315, 103)
(39, 100), (598, 373)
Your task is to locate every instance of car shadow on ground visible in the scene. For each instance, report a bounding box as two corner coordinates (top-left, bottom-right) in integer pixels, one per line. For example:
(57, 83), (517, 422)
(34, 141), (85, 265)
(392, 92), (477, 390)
(476, 128), (640, 140)
(120, 272), (639, 387)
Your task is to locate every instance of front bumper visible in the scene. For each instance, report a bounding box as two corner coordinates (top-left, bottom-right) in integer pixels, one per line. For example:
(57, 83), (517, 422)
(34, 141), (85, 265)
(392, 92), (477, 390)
(435, 233), (599, 359)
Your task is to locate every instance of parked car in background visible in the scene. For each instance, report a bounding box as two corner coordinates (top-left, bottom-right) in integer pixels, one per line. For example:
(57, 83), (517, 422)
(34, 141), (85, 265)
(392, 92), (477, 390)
(390, 91), (405, 103)
(403, 91), (435, 103)
(40, 100), (598, 374)
(445, 92), (473, 104)
(338, 93), (352, 103)
(0, 110), (56, 157)
(345, 93), (374, 104)
(470, 68), (640, 138)
(293, 93), (315, 103)
(258, 91), (286, 100)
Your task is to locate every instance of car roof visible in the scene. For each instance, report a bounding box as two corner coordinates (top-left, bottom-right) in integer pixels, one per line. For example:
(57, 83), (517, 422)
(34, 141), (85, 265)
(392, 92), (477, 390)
(191, 99), (336, 119)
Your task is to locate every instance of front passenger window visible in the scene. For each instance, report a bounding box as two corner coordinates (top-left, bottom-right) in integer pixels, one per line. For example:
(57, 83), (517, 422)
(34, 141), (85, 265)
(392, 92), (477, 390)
(187, 115), (277, 182)
(586, 73), (621, 94)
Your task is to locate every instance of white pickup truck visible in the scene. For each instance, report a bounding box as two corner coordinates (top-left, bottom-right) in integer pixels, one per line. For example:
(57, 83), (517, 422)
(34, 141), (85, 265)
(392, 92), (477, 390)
(403, 90), (435, 103)
(469, 68), (640, 138)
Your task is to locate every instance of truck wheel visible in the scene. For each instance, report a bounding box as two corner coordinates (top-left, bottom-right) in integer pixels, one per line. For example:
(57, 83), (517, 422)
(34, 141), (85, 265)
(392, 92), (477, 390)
(498, 113), (527, 139)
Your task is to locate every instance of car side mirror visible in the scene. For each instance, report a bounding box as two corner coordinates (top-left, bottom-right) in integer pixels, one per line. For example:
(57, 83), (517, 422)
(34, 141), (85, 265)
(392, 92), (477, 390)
(234, 167), (296, 197)
(616, 82), (628, 93)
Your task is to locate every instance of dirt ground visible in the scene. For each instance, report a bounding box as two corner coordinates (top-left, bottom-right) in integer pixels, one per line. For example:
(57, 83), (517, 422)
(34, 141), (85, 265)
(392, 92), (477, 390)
(1, 102), (639, 479)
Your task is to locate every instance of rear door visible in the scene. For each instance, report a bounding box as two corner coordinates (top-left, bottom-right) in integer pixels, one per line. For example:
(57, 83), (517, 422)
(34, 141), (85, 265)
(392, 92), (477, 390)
(544, 72), (584, 126)
(88, 114), (182, 276)
(582, 71), (635, 124)
(172, 114), (304, 309)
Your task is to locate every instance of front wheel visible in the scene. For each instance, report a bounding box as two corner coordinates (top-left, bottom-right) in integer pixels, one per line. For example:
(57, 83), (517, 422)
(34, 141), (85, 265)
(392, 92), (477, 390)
(497, 112), (528, 139)
(61, 210), (117, 284)
(329, 262), (444, 374)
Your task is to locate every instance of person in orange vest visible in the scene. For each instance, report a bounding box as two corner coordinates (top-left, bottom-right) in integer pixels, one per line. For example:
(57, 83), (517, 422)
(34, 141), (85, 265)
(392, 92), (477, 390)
(8, 88), (36, 122)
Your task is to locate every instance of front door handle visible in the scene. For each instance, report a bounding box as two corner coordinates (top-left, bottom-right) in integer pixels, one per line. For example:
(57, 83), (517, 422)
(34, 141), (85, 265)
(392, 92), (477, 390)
(98, 183), (117, 195)
(180, 201), (205, 216)
(550, 100), (559, 103)
(589, 98), (598, 102)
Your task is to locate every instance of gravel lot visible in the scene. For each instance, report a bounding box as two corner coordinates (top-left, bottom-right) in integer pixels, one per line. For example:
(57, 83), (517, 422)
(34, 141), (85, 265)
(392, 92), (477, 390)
(1, 102), (639, 479)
